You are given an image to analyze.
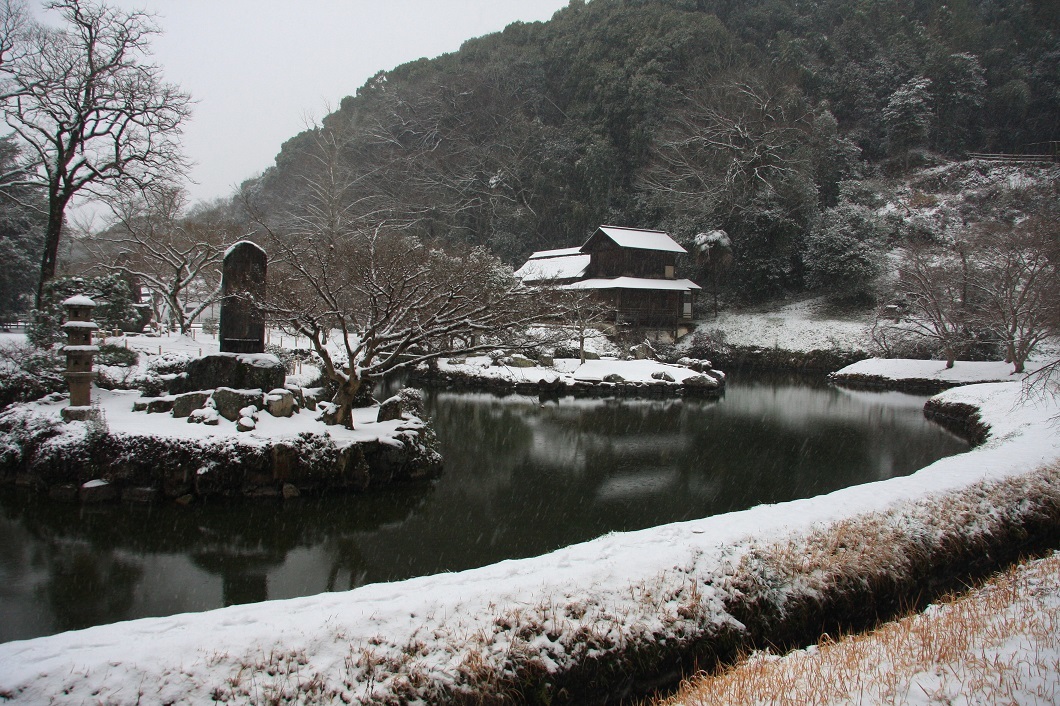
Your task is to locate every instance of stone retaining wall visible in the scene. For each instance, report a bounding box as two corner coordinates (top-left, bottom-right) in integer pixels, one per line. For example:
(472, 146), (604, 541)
(0, 418), (441, 504)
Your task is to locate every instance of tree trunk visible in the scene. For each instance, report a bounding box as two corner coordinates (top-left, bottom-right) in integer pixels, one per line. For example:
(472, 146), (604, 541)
(322, 377), (362, 429)
(36, 195), (67, 310)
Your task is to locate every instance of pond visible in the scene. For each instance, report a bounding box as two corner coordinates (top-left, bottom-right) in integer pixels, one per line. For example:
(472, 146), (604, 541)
(0, 374), (968, 643)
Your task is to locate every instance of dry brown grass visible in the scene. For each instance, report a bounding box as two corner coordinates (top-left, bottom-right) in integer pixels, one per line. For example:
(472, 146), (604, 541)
(652, 552), (1060, 706)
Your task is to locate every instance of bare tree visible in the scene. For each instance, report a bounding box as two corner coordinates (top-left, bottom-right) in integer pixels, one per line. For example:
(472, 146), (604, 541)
(262, 226), (549, 428)
(643, 79), (814, 220)
(86, 185), (233, 334)
(550, 286), (612, 364)
(968, 218), (1058, 374)
(0, 0), (192, 307)
(892, 242), (973, 369)
(245, 123), (551, 428)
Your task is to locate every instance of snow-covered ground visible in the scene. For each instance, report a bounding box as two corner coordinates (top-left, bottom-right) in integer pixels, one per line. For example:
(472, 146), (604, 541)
(688, 297), (872, 352)
(834, 358), (1019, 385)
(663, 550), (1060, 706)
(437, 355), (721, 386)
(13, 386), (411, 447)
(0, 357), (1057, 703)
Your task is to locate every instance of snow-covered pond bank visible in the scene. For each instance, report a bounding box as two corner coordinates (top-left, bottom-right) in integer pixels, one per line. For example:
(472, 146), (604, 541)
(0, 375), (966, 646)
(0, 376), (1055, 703)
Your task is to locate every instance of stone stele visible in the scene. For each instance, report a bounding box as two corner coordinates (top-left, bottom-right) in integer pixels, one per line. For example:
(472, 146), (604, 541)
(219, 240), (267, 354)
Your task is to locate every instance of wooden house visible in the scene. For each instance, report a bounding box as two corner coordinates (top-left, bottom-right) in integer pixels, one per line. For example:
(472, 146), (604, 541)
(516, 225), (700, 332)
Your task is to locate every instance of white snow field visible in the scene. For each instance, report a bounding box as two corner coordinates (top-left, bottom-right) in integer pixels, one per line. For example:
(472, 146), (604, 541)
(0, 353), (1058, 703)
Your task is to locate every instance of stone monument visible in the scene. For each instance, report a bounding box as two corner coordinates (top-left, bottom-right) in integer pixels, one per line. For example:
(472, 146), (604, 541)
(219, 241), (267, 354)
(61, 295), (100, 422)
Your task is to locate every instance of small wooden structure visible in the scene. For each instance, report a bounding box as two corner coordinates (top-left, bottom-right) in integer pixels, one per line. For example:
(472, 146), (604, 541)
(516, 225), (700, 333)
(61, 295), (100, 422)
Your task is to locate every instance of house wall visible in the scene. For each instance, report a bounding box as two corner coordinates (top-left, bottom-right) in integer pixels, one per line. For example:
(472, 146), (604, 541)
(582, 234), (677, 279)
(596, 289), (689, 328)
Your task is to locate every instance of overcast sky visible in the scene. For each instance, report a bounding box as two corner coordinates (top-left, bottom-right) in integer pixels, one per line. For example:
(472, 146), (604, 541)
(59, 0), (570, 207)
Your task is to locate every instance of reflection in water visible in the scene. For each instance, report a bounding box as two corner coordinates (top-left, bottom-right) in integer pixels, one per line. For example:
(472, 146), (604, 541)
(0, 376), (968, 642)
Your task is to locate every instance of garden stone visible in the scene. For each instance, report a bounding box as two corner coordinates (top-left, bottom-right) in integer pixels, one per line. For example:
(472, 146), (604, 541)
(184, 352), (284, 393)
(651, 371), (676, 382)
(80, 479), (117, 504)
(171, 391), (212, 418)
(211, 387), (264, 422)
(505, 354), (536, 368)
(146, 397), (175, 414)
(683, 374), (719, 388)
(602, 373), (625, 383)
(265, 388), (294, 418)
(236, 416), (256, 432)
(378, 388), (426, 423)
(122, 487), (160, 504)
(188, 408), (219, 425)
(630, 343), (655, 360)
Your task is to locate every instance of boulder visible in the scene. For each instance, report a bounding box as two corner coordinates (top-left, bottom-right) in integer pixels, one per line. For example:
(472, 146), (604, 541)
(236, 416), (256, 432)
(264, 388), (295, 418)
(602, 373), (625, 383)
(188, 408), (220, 425)
(630, 343), (655, 360)
(504, 354), (537, 368)
(537, 354), (554, 367)
(171, 391), (212, 418)
(211, 387), (264, 422)
(146, 397), (176, 414)
(583, 350), (601, 360)
(302, 387), (326, 410)
(651, 371), (676, 382)
(677, 356), (714, 373)
(378, 388), (426, 423)
(122, 487), (160, 504)
(683, 374), (720, 389)
(80, 479), (118, 504)
(183, 353), (285, 393)
(282, 483), (300, 500)
(284, 383), (305, 409)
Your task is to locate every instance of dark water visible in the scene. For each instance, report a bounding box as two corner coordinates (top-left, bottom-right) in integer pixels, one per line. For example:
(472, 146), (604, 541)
(0, 375), (968, 643)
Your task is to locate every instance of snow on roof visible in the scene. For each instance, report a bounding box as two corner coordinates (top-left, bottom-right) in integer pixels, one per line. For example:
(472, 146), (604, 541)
(563, 276), (701, 291)
(592, 226), (687, 253)
(515, 254), (590, 282)
(62, 295), (96, 307)
(528, 247), (584, 259)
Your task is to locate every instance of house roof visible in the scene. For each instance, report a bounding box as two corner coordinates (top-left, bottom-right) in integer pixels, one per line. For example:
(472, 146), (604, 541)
(514, 254), (591, 282)
(589, 226), (687, 254)
(563, 277), (701, 291)
(527, 247), (584, 259)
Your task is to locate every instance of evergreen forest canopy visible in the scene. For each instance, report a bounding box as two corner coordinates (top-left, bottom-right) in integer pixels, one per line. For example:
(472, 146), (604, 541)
(250, 0), (1058, 301)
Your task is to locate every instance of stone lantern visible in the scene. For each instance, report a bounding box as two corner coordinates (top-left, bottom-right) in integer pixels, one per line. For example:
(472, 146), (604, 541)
(61, 294), (100, 422)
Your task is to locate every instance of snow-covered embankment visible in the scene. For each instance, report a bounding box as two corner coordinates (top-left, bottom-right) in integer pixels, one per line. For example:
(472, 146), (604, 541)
(0, 380), (1058, 704)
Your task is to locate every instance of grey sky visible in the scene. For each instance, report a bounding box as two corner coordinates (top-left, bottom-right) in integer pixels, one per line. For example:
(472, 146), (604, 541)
(89, 1), (571, 206)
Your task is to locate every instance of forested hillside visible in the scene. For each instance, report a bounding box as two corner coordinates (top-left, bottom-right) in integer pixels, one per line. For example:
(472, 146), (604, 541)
(247, 0), (1059, 300)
